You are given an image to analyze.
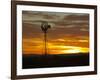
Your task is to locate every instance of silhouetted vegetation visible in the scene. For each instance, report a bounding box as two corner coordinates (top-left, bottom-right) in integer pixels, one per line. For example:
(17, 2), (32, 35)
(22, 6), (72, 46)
(22, 53), (89, 69)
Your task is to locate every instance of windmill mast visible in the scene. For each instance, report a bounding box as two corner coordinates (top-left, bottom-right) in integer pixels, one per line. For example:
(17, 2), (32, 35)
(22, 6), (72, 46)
(44, 29), (47, 55)
(41, 21), (51, 55)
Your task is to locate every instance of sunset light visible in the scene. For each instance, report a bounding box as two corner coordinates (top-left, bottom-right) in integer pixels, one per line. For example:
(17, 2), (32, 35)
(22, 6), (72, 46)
(23, 38), (89, 54)
(22, 9), (90, 69)
(61, 47), (89, 54)
(22, 11), (89, 55)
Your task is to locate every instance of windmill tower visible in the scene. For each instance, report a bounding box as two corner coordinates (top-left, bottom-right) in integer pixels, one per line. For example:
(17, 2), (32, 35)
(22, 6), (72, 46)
(41, 21), (51, 55)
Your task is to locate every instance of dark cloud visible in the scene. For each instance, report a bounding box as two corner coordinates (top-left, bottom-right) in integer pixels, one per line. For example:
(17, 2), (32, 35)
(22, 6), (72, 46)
(22, 11), (89, 41)
(22, 23), (43, 38)
(63, 14), (89, 21)
(48, 27), (89, 37)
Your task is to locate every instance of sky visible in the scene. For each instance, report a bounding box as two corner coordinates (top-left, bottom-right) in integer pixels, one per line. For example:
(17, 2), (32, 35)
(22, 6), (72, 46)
(22, 11), (89, 55)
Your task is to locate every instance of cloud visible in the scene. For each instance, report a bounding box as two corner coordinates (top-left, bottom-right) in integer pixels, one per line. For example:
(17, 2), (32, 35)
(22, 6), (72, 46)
(22, 11), (89, 54)
(63, 14), (89, 21)
(22, 23), (43, 38)
(22, 11), (89, 30)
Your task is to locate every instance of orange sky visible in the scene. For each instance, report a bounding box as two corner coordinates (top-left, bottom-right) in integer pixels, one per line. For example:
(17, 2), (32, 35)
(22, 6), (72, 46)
(22, 36), (89, 55)
(22, 11), (89, 55)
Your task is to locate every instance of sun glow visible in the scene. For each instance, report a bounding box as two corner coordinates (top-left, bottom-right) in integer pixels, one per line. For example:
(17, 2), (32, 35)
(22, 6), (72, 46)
(47, 44), (89, 54)
(61, 47), (89, 54)
(62, 49), (81, 53)
(23, 38), (89, 54)
(23, 38), (89, 55)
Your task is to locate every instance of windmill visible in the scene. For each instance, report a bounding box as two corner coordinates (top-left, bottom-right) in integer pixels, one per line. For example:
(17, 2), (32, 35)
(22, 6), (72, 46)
(23, 20), (70, 55)
(41, 21), (51, 55)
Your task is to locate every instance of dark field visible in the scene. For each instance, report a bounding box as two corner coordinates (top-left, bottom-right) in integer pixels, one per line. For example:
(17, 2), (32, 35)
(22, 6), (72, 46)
(22, 53), (89, 69)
